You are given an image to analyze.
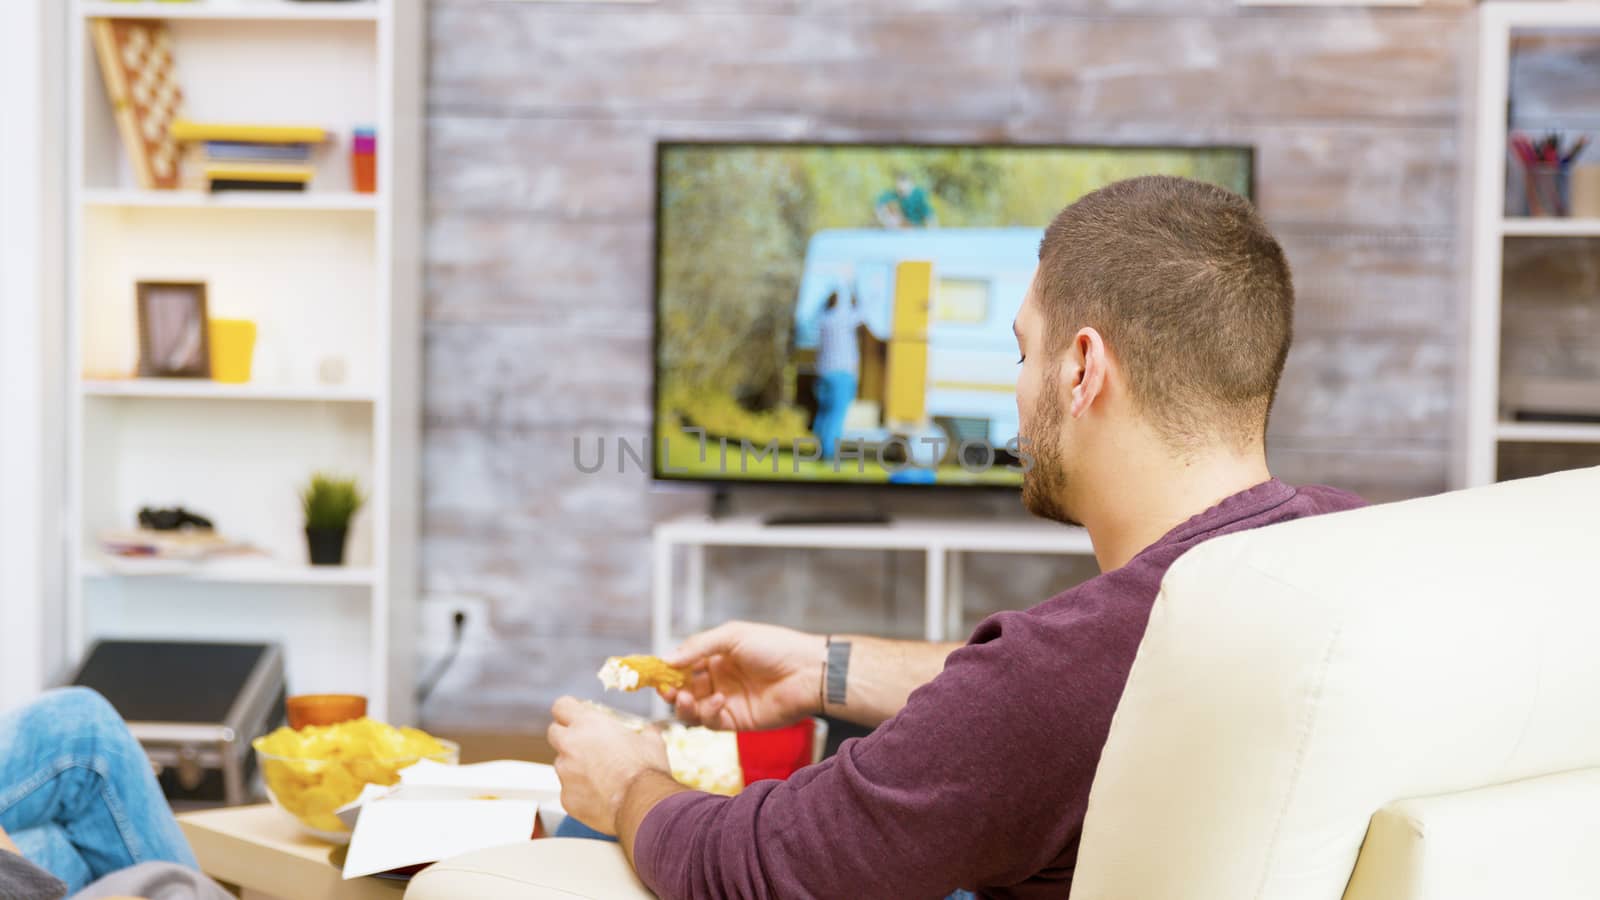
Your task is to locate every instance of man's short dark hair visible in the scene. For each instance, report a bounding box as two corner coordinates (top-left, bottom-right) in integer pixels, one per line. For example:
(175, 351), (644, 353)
(1036, 175), (1294, 450)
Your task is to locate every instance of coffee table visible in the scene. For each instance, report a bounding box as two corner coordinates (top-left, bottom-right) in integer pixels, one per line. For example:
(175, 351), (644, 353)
(179, 805), (405, 900)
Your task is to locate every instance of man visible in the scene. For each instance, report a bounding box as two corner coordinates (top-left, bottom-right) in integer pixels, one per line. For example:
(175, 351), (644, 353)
(811, 291), (862, 460)
(548, 176), (1365, 898)
(875, 172), (937, 228)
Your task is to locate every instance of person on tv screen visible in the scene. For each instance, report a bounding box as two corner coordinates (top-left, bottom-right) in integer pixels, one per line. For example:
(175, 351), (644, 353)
(546, 176), (1366, 899)
(875, 171), (936, 228)
(811, 290), (862, 460)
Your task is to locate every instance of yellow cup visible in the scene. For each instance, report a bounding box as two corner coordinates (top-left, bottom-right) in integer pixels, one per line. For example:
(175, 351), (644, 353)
(209, 319), (257, 384)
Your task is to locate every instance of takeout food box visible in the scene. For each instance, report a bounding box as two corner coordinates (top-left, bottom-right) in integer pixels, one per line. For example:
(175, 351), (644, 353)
(339, 759), (563, 879)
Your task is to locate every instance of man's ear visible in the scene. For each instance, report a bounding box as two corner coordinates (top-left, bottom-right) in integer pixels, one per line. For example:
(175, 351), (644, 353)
(1068, 327), (1108, 419)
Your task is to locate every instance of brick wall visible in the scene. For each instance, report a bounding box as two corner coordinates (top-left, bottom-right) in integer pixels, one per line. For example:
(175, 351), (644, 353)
(416, 0), (1477, 730)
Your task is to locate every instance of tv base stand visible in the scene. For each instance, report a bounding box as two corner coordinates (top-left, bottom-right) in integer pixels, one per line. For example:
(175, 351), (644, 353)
(649, 515), (1095, 711)
(762, 510), (891, 526)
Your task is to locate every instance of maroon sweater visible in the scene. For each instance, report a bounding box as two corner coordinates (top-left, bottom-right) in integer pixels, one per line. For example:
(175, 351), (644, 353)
(635, 480), (1365, 899)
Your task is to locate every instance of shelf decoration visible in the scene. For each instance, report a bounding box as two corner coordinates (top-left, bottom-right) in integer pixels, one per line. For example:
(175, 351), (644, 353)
(301, 473), (365, 566)
(209, 318), (258, 384)
(100, 505), (258, 565)
(171, 121), (330, 193)
(136, 280), (211, 377)
(351, 126), (377, 194)
(91, 17), (185, 190)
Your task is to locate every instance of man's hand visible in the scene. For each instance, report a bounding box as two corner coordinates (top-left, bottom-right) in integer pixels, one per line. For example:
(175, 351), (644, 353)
(547, 697), (671, 836)
(659, 622), (825, 731)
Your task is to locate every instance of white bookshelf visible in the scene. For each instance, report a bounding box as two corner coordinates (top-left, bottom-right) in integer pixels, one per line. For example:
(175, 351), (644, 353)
(1465, 3), (1600, 487)
(83, 378), (376, 402)
(84, 556), (378, 587)
(66, 0), (422, 722)
(84, 188), (380, 212)
(79, 2), (383, 22)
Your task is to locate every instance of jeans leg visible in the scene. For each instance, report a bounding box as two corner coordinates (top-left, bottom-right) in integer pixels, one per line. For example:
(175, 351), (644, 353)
(553, 816), (619, 843)
(9, 824), (94, 892)
(0, 687), (198, 893)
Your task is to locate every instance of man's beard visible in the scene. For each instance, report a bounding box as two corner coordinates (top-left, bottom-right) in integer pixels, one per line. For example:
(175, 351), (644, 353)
(1020, 379), (1079, 526)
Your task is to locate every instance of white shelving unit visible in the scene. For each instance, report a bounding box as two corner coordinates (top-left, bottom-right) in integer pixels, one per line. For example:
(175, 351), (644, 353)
(82, 378), (376, 402)
(84, 188), (380, 212)
(1466, 3), (1600, 487)
(66, 0), (422, 722)
(84, 556), (378, 587)
(80, 2), (382, 22)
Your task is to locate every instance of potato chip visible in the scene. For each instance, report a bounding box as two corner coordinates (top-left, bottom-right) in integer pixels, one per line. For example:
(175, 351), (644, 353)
(253, 717), (455, 835)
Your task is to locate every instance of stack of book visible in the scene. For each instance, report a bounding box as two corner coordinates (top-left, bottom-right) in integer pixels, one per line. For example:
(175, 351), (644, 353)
(170, 120), (329, 192)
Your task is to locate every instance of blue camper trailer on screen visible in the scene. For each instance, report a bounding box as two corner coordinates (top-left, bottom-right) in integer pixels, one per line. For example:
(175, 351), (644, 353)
(793, 227), (1043, 465)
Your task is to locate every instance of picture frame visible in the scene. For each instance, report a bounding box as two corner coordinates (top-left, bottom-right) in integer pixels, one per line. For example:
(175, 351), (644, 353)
(136, 280), (211, 378)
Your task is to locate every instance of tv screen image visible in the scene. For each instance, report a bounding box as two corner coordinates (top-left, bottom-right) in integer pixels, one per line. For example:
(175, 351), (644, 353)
(653, 142), (1254, 488)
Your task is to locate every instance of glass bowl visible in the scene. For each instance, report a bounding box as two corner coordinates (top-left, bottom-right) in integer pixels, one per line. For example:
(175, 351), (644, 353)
(255, 739), (459, 843)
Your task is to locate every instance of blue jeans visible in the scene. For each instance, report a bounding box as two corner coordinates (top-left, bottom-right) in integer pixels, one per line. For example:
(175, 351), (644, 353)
(0, 687), (199, 894)
(812, 370), (858, 460)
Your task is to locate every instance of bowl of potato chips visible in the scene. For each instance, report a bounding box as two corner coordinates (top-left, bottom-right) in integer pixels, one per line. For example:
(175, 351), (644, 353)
(253, 717), (458, 842)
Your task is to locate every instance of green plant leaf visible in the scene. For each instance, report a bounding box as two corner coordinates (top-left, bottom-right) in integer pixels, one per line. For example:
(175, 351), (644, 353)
(300, 472), (365, 530)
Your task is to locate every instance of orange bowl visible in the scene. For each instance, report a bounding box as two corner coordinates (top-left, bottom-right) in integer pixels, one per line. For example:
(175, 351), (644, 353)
(286, 694), (367, 730)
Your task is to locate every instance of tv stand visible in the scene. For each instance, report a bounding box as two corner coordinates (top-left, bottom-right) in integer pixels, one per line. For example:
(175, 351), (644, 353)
(649, 514), (1096, 712)
(708, 487), (734, 520)
(763, 510), (891, 526)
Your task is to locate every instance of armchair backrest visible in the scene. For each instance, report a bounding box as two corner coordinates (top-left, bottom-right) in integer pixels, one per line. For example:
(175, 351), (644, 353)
(1070, 467), (1600, 900)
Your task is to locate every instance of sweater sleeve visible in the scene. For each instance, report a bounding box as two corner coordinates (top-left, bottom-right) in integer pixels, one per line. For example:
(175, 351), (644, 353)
(633, 613), (1122, 900)
(0, 851), (67, 900)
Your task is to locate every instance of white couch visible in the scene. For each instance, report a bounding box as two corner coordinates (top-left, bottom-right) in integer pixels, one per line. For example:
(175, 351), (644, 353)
(406, 467), (1600, 900)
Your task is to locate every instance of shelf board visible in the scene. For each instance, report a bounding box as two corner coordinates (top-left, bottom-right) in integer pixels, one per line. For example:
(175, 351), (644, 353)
(83, 556), (376, 586)
(80, 1), (381, 21)
(82, 379), (375, 402)
(83, 189), (378, 212)
(1501, 218), (1600, 238)
(1496, 421), (1600, 444)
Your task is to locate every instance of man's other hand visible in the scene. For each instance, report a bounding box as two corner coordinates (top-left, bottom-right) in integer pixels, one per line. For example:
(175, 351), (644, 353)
(547, 697), (671, 836)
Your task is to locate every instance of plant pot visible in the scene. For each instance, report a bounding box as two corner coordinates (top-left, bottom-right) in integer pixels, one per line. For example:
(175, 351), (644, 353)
(305, 526), (348, 566)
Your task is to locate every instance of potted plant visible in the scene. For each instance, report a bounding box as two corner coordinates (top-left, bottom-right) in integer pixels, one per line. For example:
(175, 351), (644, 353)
(300, 473), (364, 566)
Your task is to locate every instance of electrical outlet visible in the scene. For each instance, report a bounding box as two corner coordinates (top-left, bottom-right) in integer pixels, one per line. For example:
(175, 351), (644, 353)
(417, 593), (489, 651)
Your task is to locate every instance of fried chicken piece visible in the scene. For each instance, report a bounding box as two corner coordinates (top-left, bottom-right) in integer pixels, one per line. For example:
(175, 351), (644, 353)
(598, 655), (690, 692)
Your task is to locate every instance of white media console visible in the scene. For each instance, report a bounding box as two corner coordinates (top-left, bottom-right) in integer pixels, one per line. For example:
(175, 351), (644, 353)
(650, 515), (1098, 668)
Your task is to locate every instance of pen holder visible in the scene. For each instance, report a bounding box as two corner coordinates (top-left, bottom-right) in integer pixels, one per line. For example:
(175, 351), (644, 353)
(1521, 163), (1569, 218)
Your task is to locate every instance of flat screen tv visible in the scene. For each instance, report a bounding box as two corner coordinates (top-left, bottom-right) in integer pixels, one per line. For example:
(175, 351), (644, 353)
(653, 142), (1254, 489)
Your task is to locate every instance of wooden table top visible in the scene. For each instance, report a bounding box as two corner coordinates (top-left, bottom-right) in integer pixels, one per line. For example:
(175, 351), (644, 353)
(179, 805), (405, 900)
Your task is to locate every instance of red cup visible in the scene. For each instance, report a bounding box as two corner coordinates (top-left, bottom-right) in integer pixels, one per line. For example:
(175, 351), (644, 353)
(735, 718), (818, 784)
